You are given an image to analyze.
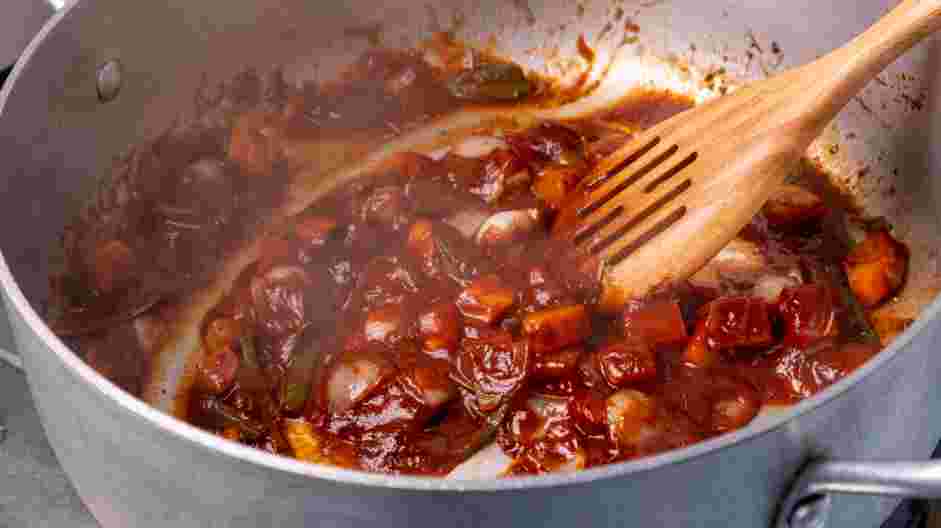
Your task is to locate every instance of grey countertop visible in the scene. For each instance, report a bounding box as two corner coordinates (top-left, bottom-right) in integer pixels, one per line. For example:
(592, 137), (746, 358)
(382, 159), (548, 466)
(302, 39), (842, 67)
(0, 346), (97, 527)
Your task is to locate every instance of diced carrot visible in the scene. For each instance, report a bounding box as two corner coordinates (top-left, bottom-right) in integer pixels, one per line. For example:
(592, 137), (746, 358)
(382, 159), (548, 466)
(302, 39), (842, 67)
(844, 229), (908, 307)
(283, 419), (326, 463)
(621, 299), (689, 346)
(533, 165), (582, 210)
(220, 425), (242, 442)
(522, 304), (591, 355)
(869, 314), (913, 346)
(406, 219), (436, 260)
(456, 275), (516, 325)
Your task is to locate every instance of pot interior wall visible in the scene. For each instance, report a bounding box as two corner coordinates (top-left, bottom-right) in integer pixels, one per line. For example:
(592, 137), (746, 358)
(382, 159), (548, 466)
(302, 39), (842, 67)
(1, 0), (939, 431)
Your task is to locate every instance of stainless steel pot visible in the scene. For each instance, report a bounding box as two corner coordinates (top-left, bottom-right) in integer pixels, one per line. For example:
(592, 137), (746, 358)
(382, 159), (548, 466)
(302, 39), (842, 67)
(2, 1), (941, 527)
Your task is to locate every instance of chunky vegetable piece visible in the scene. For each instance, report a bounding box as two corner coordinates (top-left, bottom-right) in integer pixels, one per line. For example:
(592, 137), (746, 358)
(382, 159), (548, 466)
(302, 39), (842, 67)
(52, 45), (902, 477)
(456, 275), (517, 325)
(185, 106), (904, 475)
(777, 284), (838, 346)
(522, 304), (591, 355)
(843, 228), (908, 307)
(621, 300), (688, 346)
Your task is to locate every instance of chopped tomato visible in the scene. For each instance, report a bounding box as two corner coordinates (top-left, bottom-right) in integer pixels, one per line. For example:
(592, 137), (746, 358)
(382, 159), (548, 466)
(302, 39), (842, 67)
(683, 297), (773, 367)
(702, 296), (774, 350)
(621, 299), (689, 346)
(751, 340), (879, 402)
(777, 284), (838, 347)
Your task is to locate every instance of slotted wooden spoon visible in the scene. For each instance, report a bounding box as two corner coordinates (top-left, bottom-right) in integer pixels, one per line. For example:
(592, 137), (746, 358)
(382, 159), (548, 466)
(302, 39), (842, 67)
(554, 0), (941, 312)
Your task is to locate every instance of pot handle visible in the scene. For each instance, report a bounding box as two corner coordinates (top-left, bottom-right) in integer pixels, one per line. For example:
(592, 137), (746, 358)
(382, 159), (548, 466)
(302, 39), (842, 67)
(776, 458), (941, 528)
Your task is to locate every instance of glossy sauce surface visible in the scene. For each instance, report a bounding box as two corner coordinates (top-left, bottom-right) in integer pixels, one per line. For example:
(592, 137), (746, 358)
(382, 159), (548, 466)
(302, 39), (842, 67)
(50, 43), (907, 476)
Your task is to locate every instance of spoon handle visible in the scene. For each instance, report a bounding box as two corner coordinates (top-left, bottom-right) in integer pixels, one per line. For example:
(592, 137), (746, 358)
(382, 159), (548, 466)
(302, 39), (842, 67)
(797, 0), (941, 126)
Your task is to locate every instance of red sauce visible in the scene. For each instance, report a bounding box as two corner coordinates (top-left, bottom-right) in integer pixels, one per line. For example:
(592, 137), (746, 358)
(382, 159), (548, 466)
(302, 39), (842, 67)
(50, 44), (906, 477)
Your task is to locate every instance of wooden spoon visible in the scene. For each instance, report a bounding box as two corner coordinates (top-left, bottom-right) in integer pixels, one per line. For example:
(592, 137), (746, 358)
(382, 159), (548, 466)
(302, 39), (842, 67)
(554, 0), (941, 312)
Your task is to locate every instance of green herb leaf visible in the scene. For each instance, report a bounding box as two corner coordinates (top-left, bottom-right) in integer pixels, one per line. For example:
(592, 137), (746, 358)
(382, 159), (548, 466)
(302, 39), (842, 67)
(283, 383), (310, 412)
(448, 63), (533, 102)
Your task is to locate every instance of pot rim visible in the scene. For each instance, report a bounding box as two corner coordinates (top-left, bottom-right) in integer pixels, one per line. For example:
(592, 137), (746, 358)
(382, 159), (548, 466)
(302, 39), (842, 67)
(3, 0), (940, 493)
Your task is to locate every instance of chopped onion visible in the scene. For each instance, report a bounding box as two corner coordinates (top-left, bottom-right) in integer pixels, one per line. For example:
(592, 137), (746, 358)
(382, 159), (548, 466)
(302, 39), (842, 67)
(475, 209), (542, 247)
(606, 389), (657, 448)
(752, 271), (803, 303)
(689, 238), (769, 291)
(326, 355), (390, 413)
(447, 442), (513, 479)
